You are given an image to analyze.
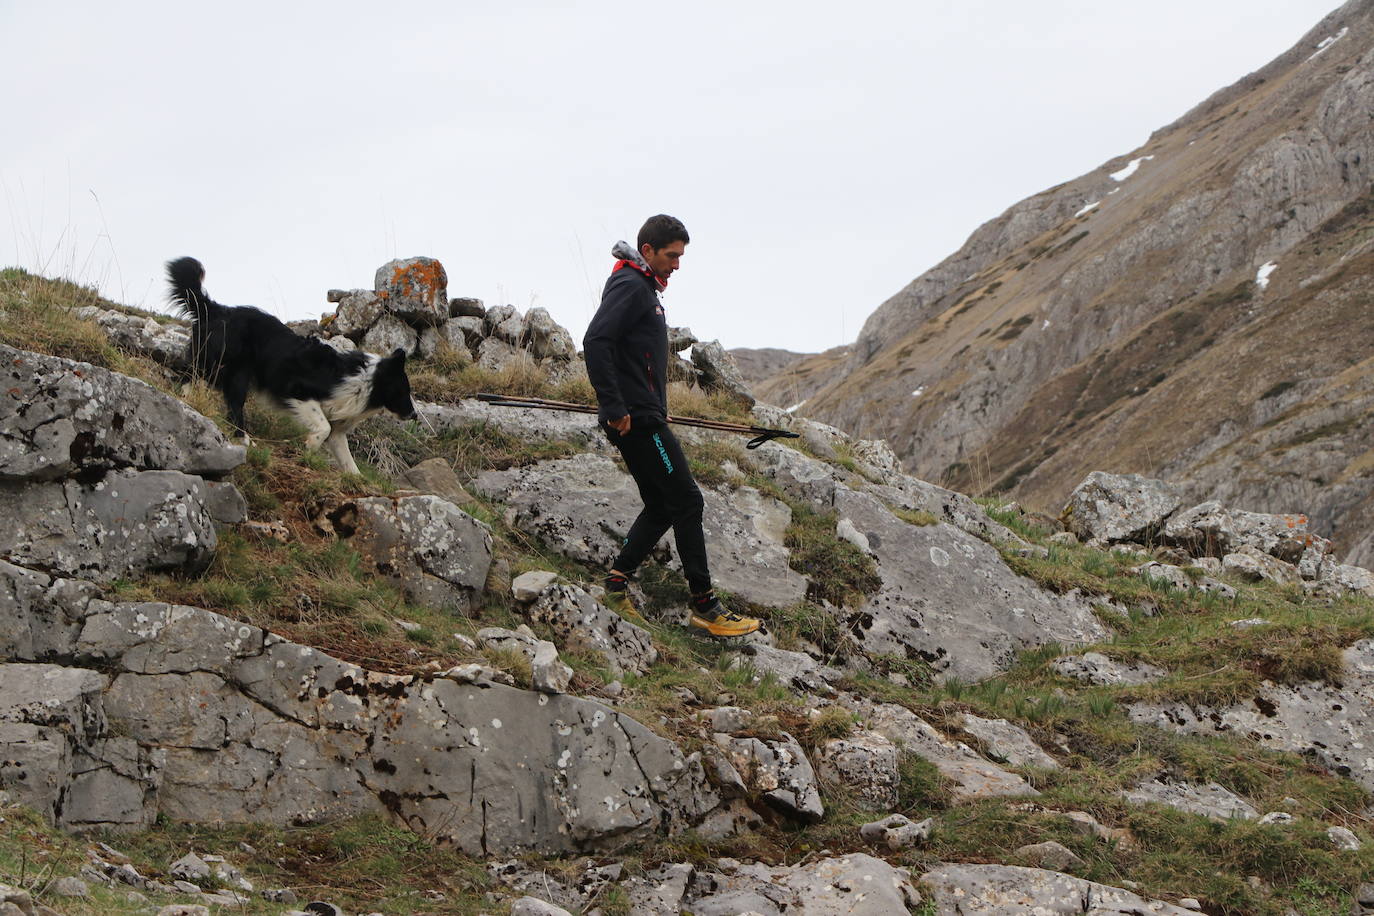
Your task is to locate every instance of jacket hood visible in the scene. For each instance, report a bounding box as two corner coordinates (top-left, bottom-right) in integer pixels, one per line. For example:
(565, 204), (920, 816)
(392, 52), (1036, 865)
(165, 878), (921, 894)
(611, 240), (667, 291)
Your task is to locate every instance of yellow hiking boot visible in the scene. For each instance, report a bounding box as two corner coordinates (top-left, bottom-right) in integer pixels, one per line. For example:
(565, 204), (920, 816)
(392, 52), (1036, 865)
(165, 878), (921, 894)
(603, 572), (646, 623)
(688, 597), (761, 639)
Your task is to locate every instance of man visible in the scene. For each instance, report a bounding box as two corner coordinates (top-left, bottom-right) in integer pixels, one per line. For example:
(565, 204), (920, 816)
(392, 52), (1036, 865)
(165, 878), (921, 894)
(582, 214), (761, 638)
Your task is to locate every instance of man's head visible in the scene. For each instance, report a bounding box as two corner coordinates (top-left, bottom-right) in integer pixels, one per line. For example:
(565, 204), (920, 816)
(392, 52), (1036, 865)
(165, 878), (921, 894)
(637, 214), (689, 282)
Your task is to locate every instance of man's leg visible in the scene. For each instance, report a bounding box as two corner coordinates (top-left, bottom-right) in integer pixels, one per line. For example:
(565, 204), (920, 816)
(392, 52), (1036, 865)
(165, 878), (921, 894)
(610, 428), (676, 577)
(611, 423), (758, 637)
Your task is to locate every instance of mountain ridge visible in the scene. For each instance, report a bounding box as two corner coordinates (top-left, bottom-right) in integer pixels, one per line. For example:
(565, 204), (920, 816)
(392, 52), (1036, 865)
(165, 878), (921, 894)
(768, 0), (1374, 563)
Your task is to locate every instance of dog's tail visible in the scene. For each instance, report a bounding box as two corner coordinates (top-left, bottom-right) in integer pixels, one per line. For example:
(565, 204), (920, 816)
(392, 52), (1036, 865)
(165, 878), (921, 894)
(166, 256), (219, 324)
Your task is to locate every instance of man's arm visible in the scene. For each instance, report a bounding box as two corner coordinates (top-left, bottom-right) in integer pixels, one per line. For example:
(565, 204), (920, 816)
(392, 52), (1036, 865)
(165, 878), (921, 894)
(582, 276), (644, 426)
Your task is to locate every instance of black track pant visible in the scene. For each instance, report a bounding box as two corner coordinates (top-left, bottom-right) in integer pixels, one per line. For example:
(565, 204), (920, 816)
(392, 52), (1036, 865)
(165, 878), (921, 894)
(608, 420), (711, 595)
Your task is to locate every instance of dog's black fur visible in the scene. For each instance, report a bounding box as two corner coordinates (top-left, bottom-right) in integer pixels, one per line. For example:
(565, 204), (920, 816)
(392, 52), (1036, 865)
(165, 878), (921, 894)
(167, 256), (417, 473)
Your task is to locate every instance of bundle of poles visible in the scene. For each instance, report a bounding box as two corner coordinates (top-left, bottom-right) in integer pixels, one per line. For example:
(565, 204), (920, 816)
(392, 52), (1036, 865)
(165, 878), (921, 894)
(475, 393), (800, 449)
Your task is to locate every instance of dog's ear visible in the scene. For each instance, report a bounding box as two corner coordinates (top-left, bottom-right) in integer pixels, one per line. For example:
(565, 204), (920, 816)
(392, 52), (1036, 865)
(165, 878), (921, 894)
(390, 347), (408, 362)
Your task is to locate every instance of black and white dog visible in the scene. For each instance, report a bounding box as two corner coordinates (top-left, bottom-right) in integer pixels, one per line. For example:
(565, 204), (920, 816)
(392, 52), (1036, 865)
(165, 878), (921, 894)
(167, 256), (417, 475)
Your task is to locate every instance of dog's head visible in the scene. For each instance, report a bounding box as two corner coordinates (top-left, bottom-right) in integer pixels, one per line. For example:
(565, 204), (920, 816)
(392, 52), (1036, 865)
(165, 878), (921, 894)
(375, 348), (418, 420)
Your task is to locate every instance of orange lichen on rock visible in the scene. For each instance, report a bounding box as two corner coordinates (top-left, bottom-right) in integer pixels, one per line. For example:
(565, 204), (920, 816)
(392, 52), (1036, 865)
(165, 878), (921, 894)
(389, 260), (447, 302)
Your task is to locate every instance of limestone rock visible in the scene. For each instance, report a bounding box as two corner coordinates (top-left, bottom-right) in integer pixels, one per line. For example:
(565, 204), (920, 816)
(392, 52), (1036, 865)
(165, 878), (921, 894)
(4, 558), (716, 852)
(476, 336), (521, 373)
(743, 438), (844, 506)
(484, 303), (518, 337)
(421, 399), (609, 455)
(71, 306), (191, 370)
(714, 732), (824, 822)
(919, 863), (1199, 914)
(521, 308), (576, 360)
(401, 458), (475, 508)
(688, 854), (923, 915)
(446, 315), (486, 350)
(47, 876), (89, 898)
(1121, 779), (1258, 821)
(691, 340), (755, 407)
(477, 626), (572, 695)
(0, 470), (218, 583)
(841, 697), (1039, 800)
(169, 853), (211, 881)
(360, 313), (419, 356)
(668, 326), (698, 353)
(1165, 501), (1329, 563)
(859, 813), (933, 850)
(727, 645), (837, 695)
(526, 584), (656, 676)
(0, 663), (160, 831)
(958, 713), (1060, 769)
(1063, 472), (1183, 544)
(509, 896), (572, 916)
(1129, 640), (1374, 792)
(1016, 840), (1085, 871)
(449, 296), (485, 318)
(814, 732), (900, 809)
(320, 494), (493, 612)
(0, 343), (243, 480)
(834, 488), (1109, 682)
(417, 321), (476, 363)
(1328, 825), (1361, 850)
(330, 289), (385, 340)
(1222, 544), (1300, 584)
(374, 257), (448, 327)
(1133, 561), (1235, 597)
(511, 570), (559, 603)
(1052, 652), (1167, 686)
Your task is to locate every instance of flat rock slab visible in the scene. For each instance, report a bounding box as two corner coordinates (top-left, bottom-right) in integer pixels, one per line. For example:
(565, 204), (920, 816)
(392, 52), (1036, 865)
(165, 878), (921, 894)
(843, 697), (1038, 801)
(0, 470), (218, 583)
(1129, 639), (1374, 792)
(835, 488), (1109, 682)
(958, 713), (1059, 769)
(919, 863), (1199, 914)
(1052, 652), (1167, 686)
(1121, 779), (1258, 821)
(1, 560), (717, 853)
(420, 400), (612, 454)
(0, 343), (243, 481)
(689, 853), (923, 915)
(474, 454), (807, 608)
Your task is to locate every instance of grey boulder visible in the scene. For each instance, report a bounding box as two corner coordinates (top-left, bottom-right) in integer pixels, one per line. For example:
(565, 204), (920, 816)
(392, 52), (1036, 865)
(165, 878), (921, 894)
(318, 494), (493, 612)
(691, 340), (755, 407)
(1063, 471), (1183, 544)
(0, 343), (243, 480)
(0, 469), (218, 583)
(374, 257), (448, 327)
(919, 863), (1200, 914)
(526, 583), (657, 676)
(713, 732), (824, 822)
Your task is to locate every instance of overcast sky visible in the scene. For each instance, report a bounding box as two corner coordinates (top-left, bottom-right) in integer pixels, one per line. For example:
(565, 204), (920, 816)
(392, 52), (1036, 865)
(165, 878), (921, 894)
(0, 1), (1342, 354)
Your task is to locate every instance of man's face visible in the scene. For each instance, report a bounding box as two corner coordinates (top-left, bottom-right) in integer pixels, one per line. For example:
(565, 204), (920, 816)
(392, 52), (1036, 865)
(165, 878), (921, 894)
(641, 240), (686, 281)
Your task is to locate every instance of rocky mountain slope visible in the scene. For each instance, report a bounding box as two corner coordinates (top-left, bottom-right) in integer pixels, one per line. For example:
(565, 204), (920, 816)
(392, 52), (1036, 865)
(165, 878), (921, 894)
(775, 0), (1374, 566)
(4, 265), (1374, 914)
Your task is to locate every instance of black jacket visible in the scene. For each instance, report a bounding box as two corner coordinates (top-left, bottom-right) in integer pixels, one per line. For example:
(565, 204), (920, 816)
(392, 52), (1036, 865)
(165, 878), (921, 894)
(583, 265), (668, 425)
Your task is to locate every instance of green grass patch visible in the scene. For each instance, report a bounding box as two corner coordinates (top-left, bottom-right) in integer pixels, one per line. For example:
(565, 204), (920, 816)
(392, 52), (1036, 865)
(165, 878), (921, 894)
(784, 502), (882, 608)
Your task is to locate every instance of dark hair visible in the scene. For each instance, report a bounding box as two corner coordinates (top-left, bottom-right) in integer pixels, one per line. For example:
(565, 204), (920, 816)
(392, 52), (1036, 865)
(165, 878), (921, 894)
(637, 214), (690, 251)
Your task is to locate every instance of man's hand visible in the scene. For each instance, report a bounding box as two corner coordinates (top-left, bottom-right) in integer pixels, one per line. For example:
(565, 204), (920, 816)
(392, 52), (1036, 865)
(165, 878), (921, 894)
(608, 415), (632, 436)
